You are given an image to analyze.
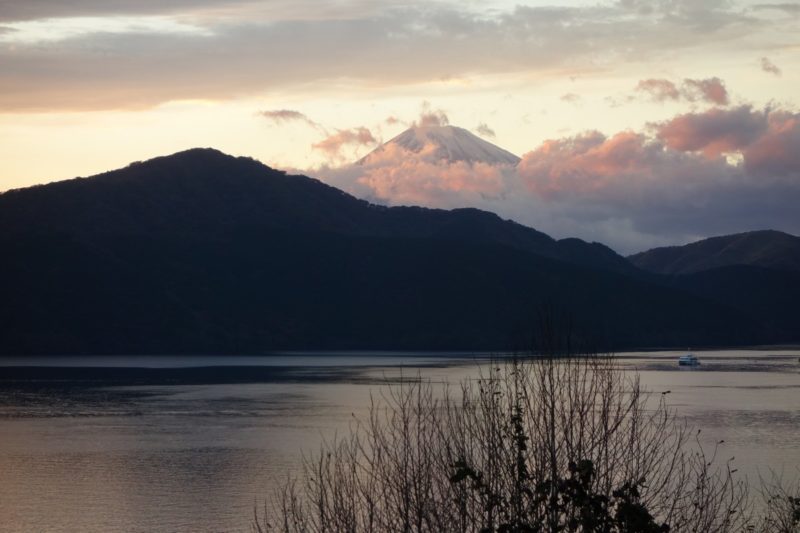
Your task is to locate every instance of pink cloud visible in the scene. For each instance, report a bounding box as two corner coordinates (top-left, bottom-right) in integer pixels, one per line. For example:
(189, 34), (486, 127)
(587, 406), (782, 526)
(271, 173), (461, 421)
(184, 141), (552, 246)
(682, 77), (729, 105)
(354, 143), (506, 206)
(635, 79), (680, 102)
(653, 105), (800, 177)
(312, 127), (377, 159)
(517, 106), (800, 203)
(308, 105), (800, 253)
(635, 77), (729, 105)
(515, 106), (800, 224)
(517, 131), (671, 199)
(743, 111), (800, 177)
(655, 106), (767, 157)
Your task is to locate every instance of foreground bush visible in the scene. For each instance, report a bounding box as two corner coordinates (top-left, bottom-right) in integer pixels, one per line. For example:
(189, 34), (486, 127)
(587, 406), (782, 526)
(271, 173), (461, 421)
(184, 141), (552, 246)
(255, 324), (798, 532)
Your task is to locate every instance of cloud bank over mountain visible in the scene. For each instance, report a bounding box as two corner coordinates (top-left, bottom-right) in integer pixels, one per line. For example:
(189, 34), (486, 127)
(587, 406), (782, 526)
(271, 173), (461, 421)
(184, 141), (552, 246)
(310, 105), (800, 253)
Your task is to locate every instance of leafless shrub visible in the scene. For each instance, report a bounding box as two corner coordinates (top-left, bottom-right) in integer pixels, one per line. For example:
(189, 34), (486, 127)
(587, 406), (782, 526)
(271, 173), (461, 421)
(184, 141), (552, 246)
(254, 317), (791, 532)
(752, 471), (800, 532)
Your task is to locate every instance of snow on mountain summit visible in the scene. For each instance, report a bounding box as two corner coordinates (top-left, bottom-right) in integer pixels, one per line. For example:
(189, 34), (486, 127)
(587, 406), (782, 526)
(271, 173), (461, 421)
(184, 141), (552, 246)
(358, 125), (521, 166)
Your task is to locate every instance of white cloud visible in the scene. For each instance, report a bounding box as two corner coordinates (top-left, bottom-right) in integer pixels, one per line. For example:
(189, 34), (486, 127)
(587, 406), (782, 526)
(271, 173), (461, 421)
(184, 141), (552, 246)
(0, 16), (212, 44)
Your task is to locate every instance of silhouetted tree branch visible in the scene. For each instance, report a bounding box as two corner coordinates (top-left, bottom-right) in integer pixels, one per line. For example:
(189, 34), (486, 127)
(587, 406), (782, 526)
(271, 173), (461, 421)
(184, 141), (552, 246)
(254, 314), (795, 532)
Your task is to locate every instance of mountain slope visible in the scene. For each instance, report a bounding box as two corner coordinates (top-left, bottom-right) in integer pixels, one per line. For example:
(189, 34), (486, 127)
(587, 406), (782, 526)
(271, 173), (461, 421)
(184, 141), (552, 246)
(629, 230), (800, 274)
(359, 125), (521, 165)
(670, 265), (800, 338)
(0, 148), (790, 355)
(0, 148), (632, 274)
(0, 226), (768, 354)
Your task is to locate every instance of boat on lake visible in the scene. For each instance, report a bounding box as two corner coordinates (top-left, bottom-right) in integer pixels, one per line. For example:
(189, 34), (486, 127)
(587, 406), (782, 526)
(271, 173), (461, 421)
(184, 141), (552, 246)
(678, 352), (700, 366)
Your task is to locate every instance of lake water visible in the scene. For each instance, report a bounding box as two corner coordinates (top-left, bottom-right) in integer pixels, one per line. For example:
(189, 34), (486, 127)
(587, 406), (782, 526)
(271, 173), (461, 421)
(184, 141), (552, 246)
(0, 350), (798, 532)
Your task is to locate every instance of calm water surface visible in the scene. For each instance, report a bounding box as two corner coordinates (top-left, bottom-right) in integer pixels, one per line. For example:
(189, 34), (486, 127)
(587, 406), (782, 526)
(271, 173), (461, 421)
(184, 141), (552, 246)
(0, 350), (798, 532)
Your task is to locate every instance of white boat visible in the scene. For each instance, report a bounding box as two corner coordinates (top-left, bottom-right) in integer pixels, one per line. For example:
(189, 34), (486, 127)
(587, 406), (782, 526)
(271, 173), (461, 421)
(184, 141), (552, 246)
(678, 352), (700, 366)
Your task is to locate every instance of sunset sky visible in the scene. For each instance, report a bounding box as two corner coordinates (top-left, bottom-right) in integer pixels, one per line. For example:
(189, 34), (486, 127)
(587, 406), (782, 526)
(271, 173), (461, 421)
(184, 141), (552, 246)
(1, 0), (798, 252)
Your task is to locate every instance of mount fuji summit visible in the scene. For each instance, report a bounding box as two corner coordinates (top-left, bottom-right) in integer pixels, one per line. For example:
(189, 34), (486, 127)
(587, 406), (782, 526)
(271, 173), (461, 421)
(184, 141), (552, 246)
(359, 124), (521, 166)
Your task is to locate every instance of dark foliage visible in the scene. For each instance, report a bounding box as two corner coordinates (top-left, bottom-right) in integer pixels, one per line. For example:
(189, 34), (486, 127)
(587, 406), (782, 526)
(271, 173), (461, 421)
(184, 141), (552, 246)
(451, 453), (672, 532)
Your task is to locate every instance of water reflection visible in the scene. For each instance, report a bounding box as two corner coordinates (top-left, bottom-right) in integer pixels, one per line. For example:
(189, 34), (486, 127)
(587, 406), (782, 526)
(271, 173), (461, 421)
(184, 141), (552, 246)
(0, 351), (797, 532)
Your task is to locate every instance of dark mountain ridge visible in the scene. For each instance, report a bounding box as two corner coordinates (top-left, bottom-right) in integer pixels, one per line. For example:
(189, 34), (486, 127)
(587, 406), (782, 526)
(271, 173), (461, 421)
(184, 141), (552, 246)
(0, 148), (633, 275)
(0, 148), (794, 354)
(627, 230), (800, 345)
(629, 230), (800, 274)
(668, 264), (800, 339)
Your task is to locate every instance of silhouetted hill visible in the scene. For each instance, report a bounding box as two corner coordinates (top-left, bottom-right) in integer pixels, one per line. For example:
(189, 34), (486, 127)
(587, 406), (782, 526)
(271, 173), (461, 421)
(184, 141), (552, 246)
(0, 148), (793, 354)
(629, 230), (800, 274)
(670, 265), (800, 339)
(0, 148), (633, 275)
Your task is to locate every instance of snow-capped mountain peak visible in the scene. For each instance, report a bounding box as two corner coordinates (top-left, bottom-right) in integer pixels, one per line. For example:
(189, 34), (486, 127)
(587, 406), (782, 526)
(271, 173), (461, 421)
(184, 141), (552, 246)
(358, 125), (520, 166)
